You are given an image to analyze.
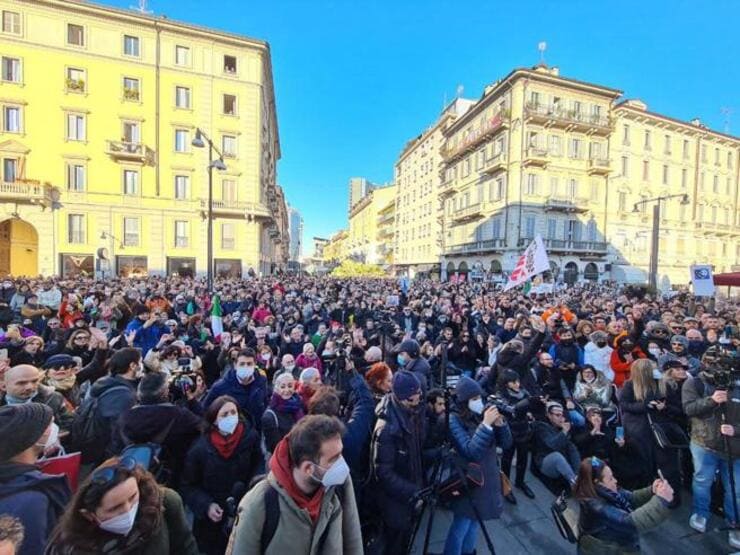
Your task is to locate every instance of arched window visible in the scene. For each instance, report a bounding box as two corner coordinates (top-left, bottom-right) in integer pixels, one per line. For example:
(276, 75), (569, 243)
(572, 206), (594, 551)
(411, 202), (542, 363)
(584, 262), (599, 281)
(564, 262), (579, 285)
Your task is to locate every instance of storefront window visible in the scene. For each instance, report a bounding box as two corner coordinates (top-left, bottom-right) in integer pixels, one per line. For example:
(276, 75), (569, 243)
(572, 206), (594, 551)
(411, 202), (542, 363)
(167, 257), (195, 278)
(61, 254), (94, 277)
(117, 256), (148, 278)
(214, 258), (242, 278)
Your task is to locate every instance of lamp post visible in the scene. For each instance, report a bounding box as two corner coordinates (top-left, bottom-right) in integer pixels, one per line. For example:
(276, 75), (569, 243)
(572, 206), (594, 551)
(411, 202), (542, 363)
(632, 193), (690, 290)
(192, 129), (227, 293)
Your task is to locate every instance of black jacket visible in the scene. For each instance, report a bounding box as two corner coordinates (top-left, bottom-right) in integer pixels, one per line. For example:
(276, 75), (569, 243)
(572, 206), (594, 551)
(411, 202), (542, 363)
(261, 405), (300, 454)
(86, 375), (137, 464)
(532, 420), (580, 470)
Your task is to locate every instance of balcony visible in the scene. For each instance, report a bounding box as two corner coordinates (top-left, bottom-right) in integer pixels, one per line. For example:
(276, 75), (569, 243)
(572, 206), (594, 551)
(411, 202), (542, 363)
(0, 180), (54, 207)
(446, 238), (506, 255)
(521, 238), (607, 255)
(377, 226), (394, 239)
(377, 212), (395, 225)
(523, 146), (549, 167)
(544, 196), (590, 213)
(65, 78), (85, 93)
(123, 88), (140, 101)
(451, 202), (488, 223)
(199, 199), (274, 221)
(524, 102), (611, 135)
(441, 109), (510, 162)
(588, 158), (611, 176)
(481, 151), (507, 174)
(105, 141), (156, 165)
(438, 177), (458, 198)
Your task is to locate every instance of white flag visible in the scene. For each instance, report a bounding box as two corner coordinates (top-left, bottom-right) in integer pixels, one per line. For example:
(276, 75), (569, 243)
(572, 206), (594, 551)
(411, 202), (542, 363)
(504, 235), (550, 291)
(690, 265), (715, 297)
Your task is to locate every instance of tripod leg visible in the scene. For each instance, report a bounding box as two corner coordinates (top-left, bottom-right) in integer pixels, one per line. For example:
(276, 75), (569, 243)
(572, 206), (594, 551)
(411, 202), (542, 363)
(722, 410), (739, 526)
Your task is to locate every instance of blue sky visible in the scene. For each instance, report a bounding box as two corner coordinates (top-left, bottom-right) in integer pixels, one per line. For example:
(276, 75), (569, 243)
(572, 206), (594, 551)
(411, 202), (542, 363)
(106, 0), (739, 252)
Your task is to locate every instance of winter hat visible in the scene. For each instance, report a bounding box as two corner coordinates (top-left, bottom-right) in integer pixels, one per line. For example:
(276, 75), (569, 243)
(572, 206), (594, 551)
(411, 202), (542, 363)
(455, 376), (484, 404)
(397, 340), (420, 358)
(662, 359), (688, 371)
(0, 404), (53, 461)
(589, 331), (608, 344)
(364, 346), (382, 362)
(670, 335), (688, 349)
(42, 354), (76, 369)
(392, 370), (421, 401)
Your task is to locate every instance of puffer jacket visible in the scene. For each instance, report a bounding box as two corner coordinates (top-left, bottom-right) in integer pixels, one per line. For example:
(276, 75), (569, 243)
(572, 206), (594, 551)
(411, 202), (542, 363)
(583, 342), (614, 380)
(682, 371), (740, 458)
(578, 485), (670, 554)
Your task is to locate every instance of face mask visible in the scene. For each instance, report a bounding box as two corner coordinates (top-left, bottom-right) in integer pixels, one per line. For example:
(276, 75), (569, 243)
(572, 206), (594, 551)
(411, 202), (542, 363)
(468, 398), (484, 415)
(561, 338), (574, 345)
(36, 422), (59, 450)
(652, 369), (663, 379)
(595, 340), (607, 348)
(98, 501), (139, 536)
(236, 366), (255, 381)
(217, 414), (239, 435)
(313, 455), (350, 488)
(260, 354), (271, 361)
(5, 393), (33, 405)
(648, 348), (661, 357)
(396, 354), (406, 367)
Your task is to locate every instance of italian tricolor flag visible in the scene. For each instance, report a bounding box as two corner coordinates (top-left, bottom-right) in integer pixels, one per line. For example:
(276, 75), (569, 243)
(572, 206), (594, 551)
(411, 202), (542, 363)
(211, 294), (223, 338)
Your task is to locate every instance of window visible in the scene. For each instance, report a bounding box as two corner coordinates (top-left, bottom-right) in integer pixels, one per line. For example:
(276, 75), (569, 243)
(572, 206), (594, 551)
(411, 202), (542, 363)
(2, 11), (20, 34)
(589, 142), (602, 160)
(549, 176), (558, 196)
(123, 35), (140, 57)
(123, 77), (140, 101)
(618, 192), (627, 212)
(590, 181), (599, 201)
(713, 175), (719, 193)
(66, 67), (85, 92)
(697, 204), (704, 221)
(662, 165), (669, 185)
(66, 164), (85, 191)
(711, 205), (717, 223)
(714, 148), (720, 166)
(3, 106), (20, 133)
(728, 152), (734, 169)
(727, 177), (732, 195)
(680, 202), (687, 221)
(174, 175), (189, 199)
(1, 57), (20, 83)
(220, 179), (235, 201)
(548, 135), (561, 156)
(569, 138), (581, 159)
(701, 145), (707, 162)
(683, 139), (690, 159)
(123, 217), (139, 246)
(681, 168), (688, 189)
(525, 174), (537, 196)
(530, 91), (540, 106)
(622, 124), (630, 145)
(68, 214), (85, 243)
(123, 169), (139, 195)
(122, 121), (140, 144)
(223, 94), (237, 116)
(524, 215), (536, 238)
(67, 24), (84, 46)
(222, 135), (237, 158)
(2, 158), (17, 182)
(175, 45), (190, 66)
(221, 223), (235, 249)
(621, 156), (629, 177)
(567, 179), (578, 199)
(66, 114), (85, 141)
(223, 55), (237, 74)
(642, 160), (650, 181)
(644, 130), (651, 150)
(175, 86), (190, 109)
(664, 135), (671, 154)
(547, 218), (557, 239)
(174, 129), (189, 152)
(700, 172), (705, 190)
(175, 221), (188, 247)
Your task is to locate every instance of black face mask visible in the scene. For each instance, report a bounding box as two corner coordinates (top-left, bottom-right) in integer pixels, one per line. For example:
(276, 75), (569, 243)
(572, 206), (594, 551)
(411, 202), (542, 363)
(595, 340), (607, 348)
(561, 338), (574, 345)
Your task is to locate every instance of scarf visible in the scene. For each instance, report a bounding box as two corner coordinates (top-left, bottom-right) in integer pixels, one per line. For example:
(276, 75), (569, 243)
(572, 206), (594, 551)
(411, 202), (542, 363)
(270, 436), (324, 524)
(47, 376), (77, 392)
(209, 422), (245, 459)
(269, 392), (305, 419)
(596, 484), (633, 512)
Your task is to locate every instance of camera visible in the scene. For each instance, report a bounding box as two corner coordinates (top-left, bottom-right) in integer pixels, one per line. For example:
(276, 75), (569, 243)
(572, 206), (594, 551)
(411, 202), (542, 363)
(704, 346), (740, 390)
(169, 366), (195, 400)
(485, 394), (516, 419)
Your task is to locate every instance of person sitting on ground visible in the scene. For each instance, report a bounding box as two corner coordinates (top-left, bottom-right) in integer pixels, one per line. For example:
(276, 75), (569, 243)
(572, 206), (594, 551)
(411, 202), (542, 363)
(532, 401), (582, 486)
(573, 365), (615, 414)
(575, 456), (673, 554)
(583, 331), (614, 381)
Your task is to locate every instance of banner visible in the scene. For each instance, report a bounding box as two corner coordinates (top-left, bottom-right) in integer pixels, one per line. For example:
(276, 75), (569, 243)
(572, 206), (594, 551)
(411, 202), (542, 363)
(504, 235), (550, 292)
(690, 265), (715, 297)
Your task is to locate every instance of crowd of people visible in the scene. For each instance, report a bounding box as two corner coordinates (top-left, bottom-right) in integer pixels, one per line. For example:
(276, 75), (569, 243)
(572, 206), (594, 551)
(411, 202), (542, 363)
(0, 274), (737, 555)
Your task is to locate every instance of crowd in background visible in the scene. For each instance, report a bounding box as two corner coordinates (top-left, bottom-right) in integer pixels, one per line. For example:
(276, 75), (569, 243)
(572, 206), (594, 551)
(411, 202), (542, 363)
(0, 274), (737, 555)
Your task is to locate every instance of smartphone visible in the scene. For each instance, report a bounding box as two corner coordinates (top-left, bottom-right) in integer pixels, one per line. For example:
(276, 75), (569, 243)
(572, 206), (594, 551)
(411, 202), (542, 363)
(657, 469), (665, 481)
(615, 426), (624, 441)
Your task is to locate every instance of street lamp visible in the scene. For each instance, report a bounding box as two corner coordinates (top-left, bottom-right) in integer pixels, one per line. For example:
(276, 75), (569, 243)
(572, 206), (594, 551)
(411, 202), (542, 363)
(191, 128), (227, 292)
(632, 193), (690, 290)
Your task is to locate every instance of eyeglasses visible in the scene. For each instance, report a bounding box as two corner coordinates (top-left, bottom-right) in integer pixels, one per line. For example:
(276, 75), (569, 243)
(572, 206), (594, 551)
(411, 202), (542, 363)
(89, 456), (137, 487)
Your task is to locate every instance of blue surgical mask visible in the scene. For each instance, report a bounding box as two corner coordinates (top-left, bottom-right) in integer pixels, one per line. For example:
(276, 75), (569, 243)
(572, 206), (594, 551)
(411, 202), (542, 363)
(396, 354), (406, 367)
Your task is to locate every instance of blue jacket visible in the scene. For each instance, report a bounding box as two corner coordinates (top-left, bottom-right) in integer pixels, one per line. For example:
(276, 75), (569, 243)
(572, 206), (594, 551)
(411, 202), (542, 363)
(341, 373), (375, 482)
(0, 463), (71, 555)
(448, 410), (512, 520)
(202, 370), (268, 430)
(125, 319), (165, 357)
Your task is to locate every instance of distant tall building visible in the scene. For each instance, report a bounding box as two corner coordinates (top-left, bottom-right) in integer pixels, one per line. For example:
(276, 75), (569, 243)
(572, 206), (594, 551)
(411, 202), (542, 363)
(288, 206), (303, 262)
(348, 177), (376, 212)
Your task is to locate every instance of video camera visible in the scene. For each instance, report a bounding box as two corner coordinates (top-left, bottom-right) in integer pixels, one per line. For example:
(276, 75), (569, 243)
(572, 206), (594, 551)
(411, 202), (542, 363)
(704, 346), (740, 390)
(169, 360), (195, 400)
(485, 394), (517, 419)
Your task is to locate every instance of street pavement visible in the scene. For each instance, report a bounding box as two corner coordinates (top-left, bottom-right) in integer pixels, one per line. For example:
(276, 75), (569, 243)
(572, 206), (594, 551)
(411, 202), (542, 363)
(409, 474), (734, 554)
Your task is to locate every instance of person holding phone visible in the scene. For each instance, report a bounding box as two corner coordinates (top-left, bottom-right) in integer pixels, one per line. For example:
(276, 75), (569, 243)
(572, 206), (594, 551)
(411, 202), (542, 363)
(575, 456), (673, 554)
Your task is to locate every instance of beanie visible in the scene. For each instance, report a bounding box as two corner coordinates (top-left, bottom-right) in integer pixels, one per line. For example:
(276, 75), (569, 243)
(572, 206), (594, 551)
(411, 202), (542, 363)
(397, 340), (420, 358)
(42, 354), (76, 369)
(392, 370), (421, 401)
(0, 404), (53, 461)
(670, 334), (688, 348)
(455, 376), (484, 404)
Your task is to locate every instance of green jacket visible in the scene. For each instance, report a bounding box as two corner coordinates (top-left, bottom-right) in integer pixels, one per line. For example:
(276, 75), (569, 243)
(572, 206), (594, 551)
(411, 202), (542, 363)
(227, 471), (363, 555)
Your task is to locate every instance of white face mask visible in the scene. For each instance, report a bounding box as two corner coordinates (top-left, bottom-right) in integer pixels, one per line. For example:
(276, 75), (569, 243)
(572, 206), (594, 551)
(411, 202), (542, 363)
(217, 414), (239, 435)
(36, 422), (59, 451)
(313, 455), (350, 488)
(236, 365), (255, 381)
(98, 501), (139, 536)
(648, 348), (661, 357)
(652, 369), (663, 380)
(468, 398), (484, 415)
(284, 364), (295, 371)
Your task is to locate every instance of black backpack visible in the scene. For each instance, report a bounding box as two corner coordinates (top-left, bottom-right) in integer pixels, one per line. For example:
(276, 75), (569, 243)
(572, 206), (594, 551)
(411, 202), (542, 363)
(70, 385), (130, 463)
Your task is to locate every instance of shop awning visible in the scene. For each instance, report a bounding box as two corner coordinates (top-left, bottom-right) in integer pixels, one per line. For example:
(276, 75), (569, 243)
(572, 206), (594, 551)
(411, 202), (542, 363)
(610, 265), (647, 284)
(713, 272), (740, 287)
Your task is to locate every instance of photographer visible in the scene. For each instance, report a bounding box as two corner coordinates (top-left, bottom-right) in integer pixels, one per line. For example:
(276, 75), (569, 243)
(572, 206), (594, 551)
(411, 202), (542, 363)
(683, 347), (740, 549)
(444, 376), (512, 554)
(144, 340), (202, 376)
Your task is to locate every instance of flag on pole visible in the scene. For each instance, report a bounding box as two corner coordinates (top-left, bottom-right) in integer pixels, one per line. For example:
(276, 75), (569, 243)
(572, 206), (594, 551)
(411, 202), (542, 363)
(504, 235), (550, 291)
(211, 294), (223, 338)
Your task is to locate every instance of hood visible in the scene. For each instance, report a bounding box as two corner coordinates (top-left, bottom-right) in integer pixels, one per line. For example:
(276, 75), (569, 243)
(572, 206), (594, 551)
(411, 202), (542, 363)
(90, 375), (135, 397)
(120, 404), (179, 443)
(0, 462), (70, 511)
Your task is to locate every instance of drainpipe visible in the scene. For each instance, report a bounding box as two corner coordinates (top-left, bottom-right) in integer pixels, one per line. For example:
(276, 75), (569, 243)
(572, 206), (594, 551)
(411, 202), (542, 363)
(155, 20), (161, 196)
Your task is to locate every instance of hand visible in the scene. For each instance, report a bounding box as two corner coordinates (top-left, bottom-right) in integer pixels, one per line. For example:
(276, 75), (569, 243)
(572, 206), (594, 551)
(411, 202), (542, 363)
(221, 333), (231, 348)
(655, 400), (666, 411)
(529, 315), (546, 333)
(624, 353), (633, 363)
(651, 479), (662, 494)
(654, 480), (674, 503)
(565, 400), (575, 410)
(721, 424), (735, 437)
(615, 437), (625, 447)
(561, 421), (572, 434)
(207, 503), (223, 523)
(482, 406), (501, 427)
(712, 390), (728, 404)
(125, 331), (136, 345)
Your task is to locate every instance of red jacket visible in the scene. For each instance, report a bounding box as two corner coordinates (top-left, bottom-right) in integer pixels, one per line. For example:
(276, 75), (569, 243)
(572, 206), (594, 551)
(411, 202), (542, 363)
(609, 347), (646, 387)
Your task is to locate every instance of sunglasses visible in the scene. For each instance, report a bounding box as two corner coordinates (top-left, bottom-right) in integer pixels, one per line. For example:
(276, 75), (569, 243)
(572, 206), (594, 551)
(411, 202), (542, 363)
(89, 456), (137, 487)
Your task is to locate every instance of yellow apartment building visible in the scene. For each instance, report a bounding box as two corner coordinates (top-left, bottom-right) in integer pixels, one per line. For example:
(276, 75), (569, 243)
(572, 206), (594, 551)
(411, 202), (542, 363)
(0, 0), (285, 278)
(322, 229), (348, 266)
(376, 195), (395, 266)
(347, 184), (395, 265)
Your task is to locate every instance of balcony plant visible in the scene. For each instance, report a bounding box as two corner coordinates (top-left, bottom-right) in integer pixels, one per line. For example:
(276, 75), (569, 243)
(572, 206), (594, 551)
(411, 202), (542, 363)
(66, 78), (85, 92)
(123, 87), (140, 101)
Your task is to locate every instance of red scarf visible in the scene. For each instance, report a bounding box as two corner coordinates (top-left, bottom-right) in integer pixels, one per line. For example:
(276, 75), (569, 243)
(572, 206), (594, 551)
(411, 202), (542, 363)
(210, 422), (244, 459)
(270, 436), (324, 524)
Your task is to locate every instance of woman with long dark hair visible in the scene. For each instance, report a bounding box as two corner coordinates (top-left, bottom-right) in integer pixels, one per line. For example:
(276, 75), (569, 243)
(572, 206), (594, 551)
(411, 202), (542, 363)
(181, 395), (260, 555)
(45, 457), (198, 554)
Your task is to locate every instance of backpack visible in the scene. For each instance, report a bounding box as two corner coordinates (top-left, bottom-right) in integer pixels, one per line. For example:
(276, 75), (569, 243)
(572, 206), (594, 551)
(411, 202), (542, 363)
(69, 385), (130, 464)
(119, 413), (177, 485)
